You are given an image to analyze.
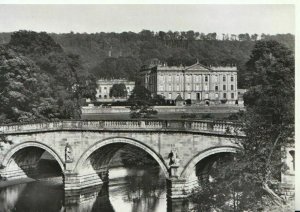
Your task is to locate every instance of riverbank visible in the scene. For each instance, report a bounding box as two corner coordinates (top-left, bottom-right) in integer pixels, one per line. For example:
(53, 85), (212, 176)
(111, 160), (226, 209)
(81, 105), (244, 120)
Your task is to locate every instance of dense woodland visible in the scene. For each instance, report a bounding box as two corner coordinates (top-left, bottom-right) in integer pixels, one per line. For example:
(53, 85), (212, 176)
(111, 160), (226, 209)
(0, 31), (294, 89)
(0, 30), (294, 123)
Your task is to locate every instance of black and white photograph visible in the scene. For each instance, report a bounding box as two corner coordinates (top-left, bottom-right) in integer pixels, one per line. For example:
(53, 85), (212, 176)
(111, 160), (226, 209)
(0, 2), (297, 212)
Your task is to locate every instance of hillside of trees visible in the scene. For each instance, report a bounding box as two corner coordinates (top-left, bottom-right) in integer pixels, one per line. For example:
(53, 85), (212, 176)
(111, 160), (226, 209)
(0, 31), (294, 89)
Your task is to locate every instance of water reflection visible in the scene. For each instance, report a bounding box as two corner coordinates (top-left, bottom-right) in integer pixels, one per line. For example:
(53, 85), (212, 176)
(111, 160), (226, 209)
(0, 166), (176, 212)
(0, 182), (64, 212)
(110, 167), (166, 212)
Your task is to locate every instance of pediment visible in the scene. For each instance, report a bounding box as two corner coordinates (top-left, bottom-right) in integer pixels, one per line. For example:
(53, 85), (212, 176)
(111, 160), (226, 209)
(185, 63), (211, 71)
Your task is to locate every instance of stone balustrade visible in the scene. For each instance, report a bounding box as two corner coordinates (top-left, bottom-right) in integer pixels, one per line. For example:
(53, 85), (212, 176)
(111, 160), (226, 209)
(0, 120), (243, 136)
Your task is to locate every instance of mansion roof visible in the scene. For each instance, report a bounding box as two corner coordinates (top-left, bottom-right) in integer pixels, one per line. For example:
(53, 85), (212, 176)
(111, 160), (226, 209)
(96, 79), (135, 85)
(141, 62), (237, 73)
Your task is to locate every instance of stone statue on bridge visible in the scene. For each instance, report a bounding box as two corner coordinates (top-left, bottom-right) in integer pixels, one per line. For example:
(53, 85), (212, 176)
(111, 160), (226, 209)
(65, 143), (73, 163)
(168, 148), (180, 166)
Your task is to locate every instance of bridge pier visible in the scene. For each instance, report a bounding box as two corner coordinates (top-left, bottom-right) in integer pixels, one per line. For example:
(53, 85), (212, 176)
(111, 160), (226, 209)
(64, 184), (106, 205)
(0, 163), (39, 181)
(167, 196), (190, 212)
(166, 160), (200, 199)
(64, 169), (109, 191)
(166, 177), (199, 199)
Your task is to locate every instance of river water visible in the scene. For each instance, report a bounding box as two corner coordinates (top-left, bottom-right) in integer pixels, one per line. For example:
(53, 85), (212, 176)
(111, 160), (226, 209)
(0, 166), (189, 212)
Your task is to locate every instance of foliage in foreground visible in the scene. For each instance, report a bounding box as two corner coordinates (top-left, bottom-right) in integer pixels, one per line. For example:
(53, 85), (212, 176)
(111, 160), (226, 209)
(190, 40), (294, 211)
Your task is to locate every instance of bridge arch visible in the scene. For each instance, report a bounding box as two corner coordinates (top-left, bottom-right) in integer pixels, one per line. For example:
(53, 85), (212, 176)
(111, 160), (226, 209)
(180, 146), (239, 178)
(1, 141), (65, 172)
(75, 137), (169, 178)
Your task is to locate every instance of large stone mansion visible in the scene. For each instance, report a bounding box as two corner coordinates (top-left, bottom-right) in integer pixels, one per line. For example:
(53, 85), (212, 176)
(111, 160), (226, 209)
(140, 61), (238, 104)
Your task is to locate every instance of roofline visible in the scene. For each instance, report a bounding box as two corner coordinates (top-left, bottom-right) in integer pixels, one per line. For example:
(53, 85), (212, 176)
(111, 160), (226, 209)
(140, 62), (238, 72)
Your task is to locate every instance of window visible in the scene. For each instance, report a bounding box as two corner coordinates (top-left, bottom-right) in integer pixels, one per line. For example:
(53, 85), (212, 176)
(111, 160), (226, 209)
(231, 93), (234, 99)
(196, 85), (199, 90)
(205, 93), (209, 99)
(231, 85), (234, 90)
(223, 85), (226, 90)
(205, 76), (208, 82)
(176, 84), (179, 91)
(215, 93), (219, 99)
(223, 93), (227, 99)
(187, 83), (191, 90)
(168, 75), (172, 82)
(186, 75), (189, 82)
(168, 93), (172, 99)
(215, 86), (218, 91)
(188, 93), (191, 99)
(104, 95), (107, 99)
(127, 87), (130, 91)
(176, 75), (179, 81)
(168, 84), (172, 91)
(204, 85), (208, 91)
(231, 76), (234, 82)
(98, 95), (102, 98)
(223, 75), (226, 82)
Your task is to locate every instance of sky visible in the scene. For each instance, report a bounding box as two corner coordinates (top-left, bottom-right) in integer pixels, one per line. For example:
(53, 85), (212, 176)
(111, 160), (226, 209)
(0, 4), (295, 35)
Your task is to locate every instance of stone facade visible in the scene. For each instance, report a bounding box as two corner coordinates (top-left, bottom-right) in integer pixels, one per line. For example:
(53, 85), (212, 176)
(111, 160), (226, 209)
(140, 62), (238, 104)
(95, 79), (135, 102)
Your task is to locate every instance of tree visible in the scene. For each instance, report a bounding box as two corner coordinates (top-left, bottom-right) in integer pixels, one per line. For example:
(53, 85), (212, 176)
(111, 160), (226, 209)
(191, 40), (294, 211)
(128, 85), (152, 106)
(139, 30), (154, 41)
(231, 34), (237, 41)
(238, 33), (250, 41)
(0, 46), (57, 123)
(128, 85), (162, 118)
(251, 33), (258, 41)
(109, 83), (127, 98)
(206, 32), (217, 40)
(157, 31), (166, 42)
(91, 56), (142, 81)
(186, 30), (195, 41)
(1, 30), (97, 122)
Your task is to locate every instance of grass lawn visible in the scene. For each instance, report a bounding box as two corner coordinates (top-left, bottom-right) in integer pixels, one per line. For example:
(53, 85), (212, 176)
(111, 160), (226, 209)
(81, 112), (238, 121)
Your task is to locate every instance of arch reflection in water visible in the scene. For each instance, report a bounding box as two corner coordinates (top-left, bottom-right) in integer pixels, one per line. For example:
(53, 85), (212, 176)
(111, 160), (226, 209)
(66, 166), (167, 212)
(1, 166), (178, 212)
(0, 182), (64, 212)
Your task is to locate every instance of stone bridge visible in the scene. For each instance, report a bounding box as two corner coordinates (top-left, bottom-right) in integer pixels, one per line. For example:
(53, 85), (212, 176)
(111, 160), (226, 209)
(0, 119), (244, 198)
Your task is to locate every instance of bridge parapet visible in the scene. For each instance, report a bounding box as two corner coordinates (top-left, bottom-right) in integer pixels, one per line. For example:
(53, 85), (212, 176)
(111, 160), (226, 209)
(0, 120), (243, 136)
